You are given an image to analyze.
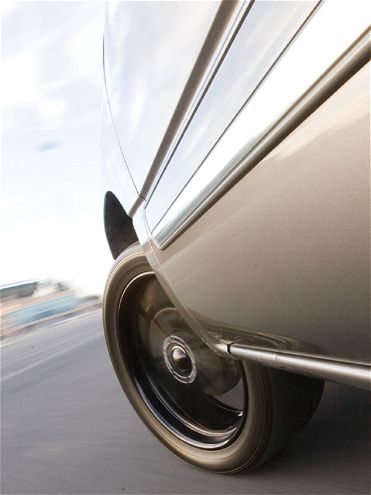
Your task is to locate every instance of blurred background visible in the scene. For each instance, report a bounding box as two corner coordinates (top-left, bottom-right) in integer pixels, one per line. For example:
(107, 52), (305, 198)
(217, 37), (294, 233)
(1, 2), (109, 337)
(1, 4), (370, 495)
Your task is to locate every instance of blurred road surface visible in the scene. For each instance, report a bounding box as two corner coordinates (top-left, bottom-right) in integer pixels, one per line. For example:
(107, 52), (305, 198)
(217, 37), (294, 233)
(1, 311), (370, 494)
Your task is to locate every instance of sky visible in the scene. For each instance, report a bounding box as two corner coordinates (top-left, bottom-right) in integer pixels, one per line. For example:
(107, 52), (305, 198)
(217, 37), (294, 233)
(1, 1), (112, 295)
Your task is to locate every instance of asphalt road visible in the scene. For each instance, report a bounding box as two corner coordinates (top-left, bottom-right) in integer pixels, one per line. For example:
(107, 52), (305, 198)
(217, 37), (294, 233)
(1, 311), (370, 494)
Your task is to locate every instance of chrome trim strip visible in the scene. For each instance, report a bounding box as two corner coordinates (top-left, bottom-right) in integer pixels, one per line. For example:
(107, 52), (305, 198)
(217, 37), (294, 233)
(145, 1), (319, 229)
(229, 344), (371, 390)
(139, 0), (253, 200)
(151, 1), (370, 248)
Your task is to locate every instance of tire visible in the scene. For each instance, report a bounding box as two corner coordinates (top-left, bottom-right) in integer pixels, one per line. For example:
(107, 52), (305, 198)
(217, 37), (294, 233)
(103, 243), (324, 473)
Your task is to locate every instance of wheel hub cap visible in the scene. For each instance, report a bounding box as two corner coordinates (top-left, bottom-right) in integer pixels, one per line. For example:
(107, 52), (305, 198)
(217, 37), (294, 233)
(163, 335), (197, 384)
(171, 347), (192, 373)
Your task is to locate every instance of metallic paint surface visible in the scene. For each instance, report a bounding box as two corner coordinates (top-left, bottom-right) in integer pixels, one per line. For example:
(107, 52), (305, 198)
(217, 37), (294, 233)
(103, 1), (220, 192)
(101, 94), (139, 214)
(143, 66), (370, 364)
(151, 32), (370, 249)
(146, 2), (370, 244)
(146, 1), (317, 228)
(139, 0), (251, 200)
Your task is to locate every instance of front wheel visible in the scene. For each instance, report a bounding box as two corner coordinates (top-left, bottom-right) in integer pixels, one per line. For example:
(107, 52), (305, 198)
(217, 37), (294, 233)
(103, 244), (323, 473)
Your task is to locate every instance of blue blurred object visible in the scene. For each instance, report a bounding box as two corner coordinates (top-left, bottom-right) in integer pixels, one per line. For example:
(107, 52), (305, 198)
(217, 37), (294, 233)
(8, 295), (79, 327)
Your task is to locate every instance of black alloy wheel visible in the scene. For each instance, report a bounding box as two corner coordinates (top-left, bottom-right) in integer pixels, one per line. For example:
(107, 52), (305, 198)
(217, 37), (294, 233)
(103, 243), (324, 473)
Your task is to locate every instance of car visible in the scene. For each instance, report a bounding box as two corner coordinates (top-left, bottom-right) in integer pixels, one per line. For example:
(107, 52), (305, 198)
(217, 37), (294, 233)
(101, 1), (370, 473)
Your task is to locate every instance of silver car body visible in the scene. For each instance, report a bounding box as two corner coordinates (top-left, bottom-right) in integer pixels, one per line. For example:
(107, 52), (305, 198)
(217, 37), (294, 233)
(102, 1), (370, 389)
